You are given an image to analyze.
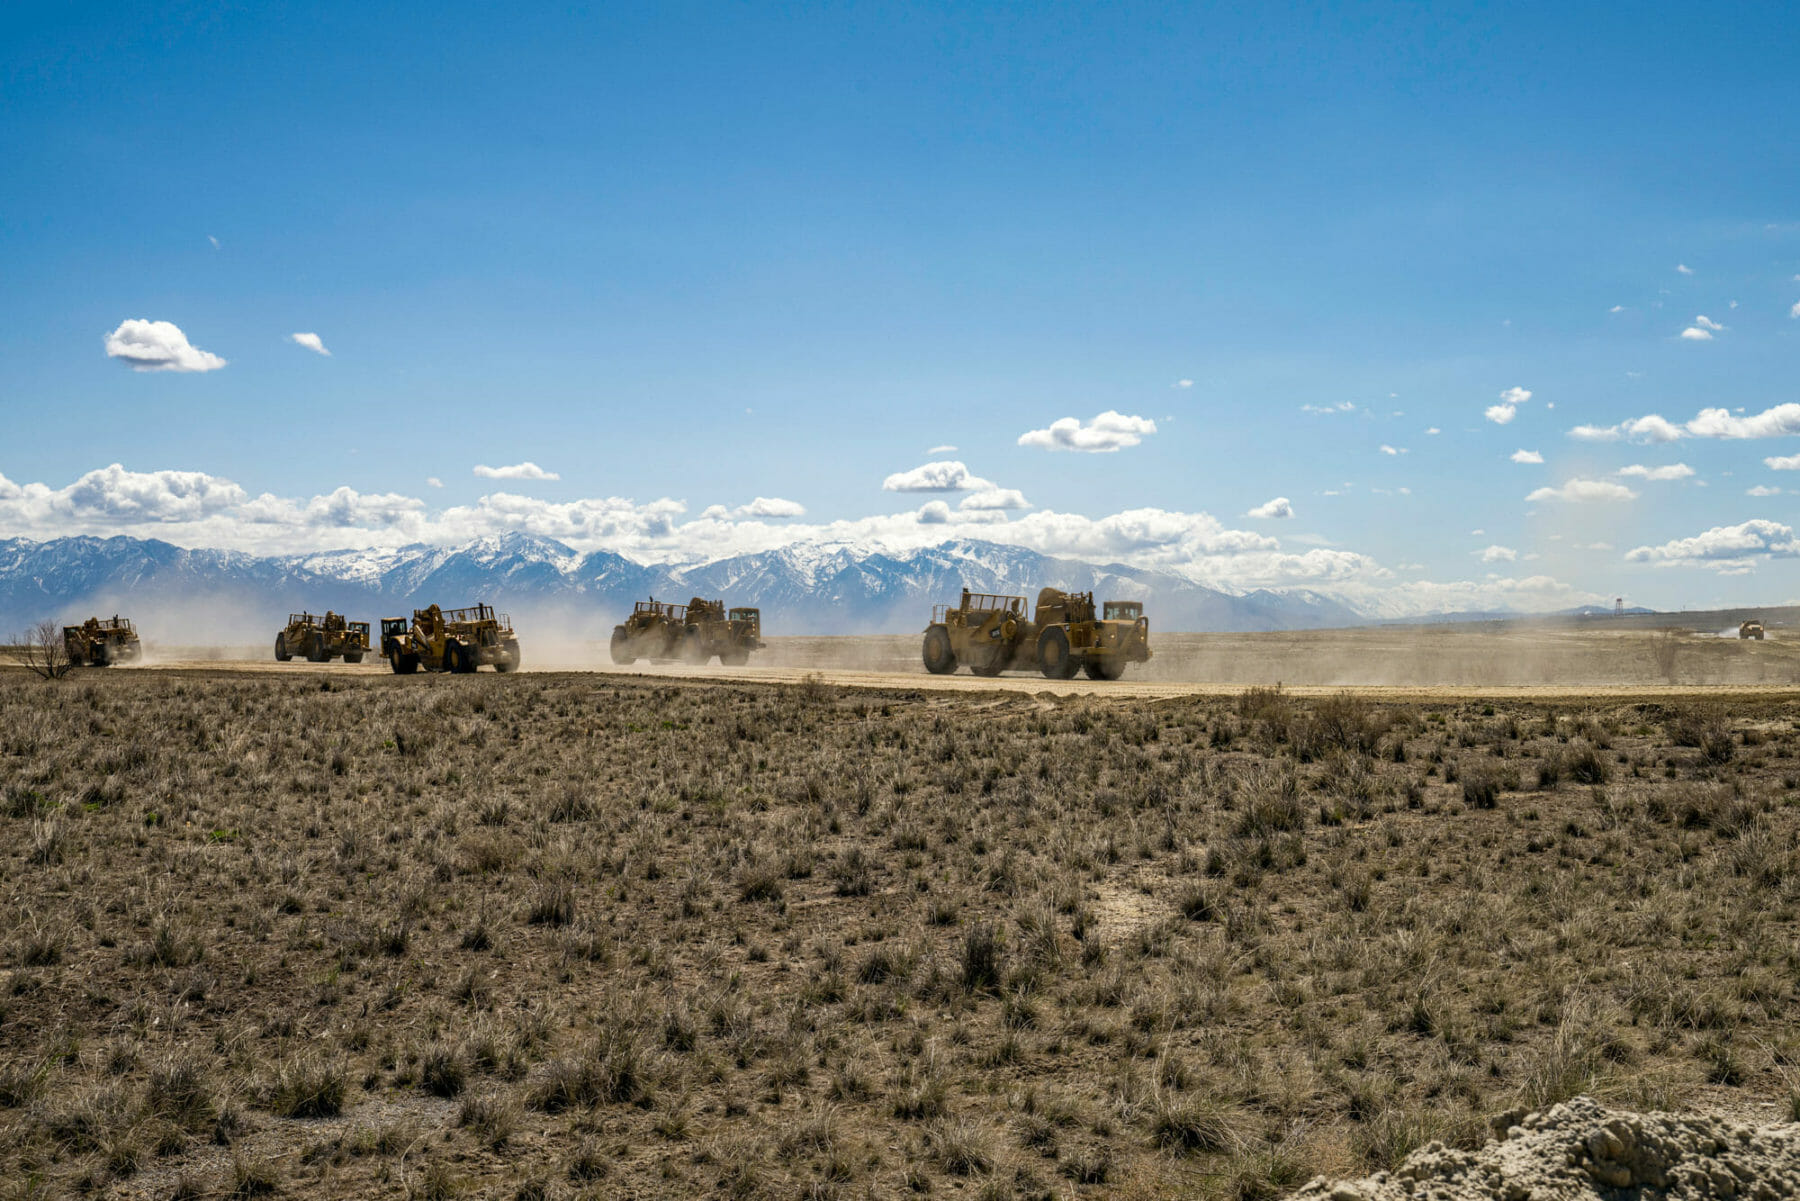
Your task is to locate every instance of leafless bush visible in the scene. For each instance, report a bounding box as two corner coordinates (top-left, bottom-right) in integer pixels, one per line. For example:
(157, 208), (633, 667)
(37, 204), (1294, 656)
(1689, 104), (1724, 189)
(10, 618), (73, 680)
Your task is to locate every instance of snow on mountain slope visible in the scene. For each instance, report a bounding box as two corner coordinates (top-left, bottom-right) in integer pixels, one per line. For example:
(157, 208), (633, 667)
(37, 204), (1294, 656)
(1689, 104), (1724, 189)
(0, 533), (1429, 638)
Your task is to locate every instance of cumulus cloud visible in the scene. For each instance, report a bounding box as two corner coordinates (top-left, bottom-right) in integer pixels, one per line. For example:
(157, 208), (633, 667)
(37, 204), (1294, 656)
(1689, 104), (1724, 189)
(1379, 444), (1401, 456)
(426, 477), (444, 488)
(0, 461), (1621, 618)
(1526, 478), (1638, 503)
(1479, 545), (1518, 563)
(1747, 485), (1783, 497)
(1790, 301), (1800, 319)
(244, 487), (426, 529)
(1685, 405), (1800, 439)
(1616, 463), (1695, 481)
(1511, 450), (1544, 464)
(882, 460), (993, 492)
(62, 464), (247, 521)
(1175, 379), (1194, 389)
(1695, 315), (1724, 331)
(1246, 497), (1293, 519)
(959, 488), (1030, 512)
(1568, 406), (1800, 443)
(1679, 326), (1713, 341)
(1425, 427), (1441, 435)
(289, 332), (331, 356)
(1766, 454), (1800, 470)
(473, 462), (560, 481)
(104, 319), (226, 373)
(1017, 411), (1157, 453)
(1677, 264), (1693, 275)
(1625, 520), (1799, 569)
(1484, 387), (1531, 425)
(737, 496), (806, 518)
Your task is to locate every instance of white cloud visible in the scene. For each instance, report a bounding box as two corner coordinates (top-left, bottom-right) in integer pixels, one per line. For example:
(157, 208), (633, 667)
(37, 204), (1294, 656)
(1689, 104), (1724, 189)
(1017, 411), (1157, 453)
(246, 486), (427, 529)
(104, 319), (227, 373)
(58, 464), (248, 522)
(1425, 427), (1441, 435)
(288, 332), (331, 356)
(1686, 404), (1800, 439)
(1676, 264), (1693, 275)
(1526, 478), (1638, 503)
(927, 444), (958, 455)
(1679, 326), (1713, 341)
(1301, 401), (1358, 415)
(474, 462), (560, 481)
(1790, 301), (1800, 319)
(959, 488), (1030, 512)
(1510, 450), (1544, 464)
(1695, 315), (1725, 332)
(0, 462), (1624, 616)
(1564, 405), (1800, 443)
(1625, 520), (1799, 569)
(1246, 497), (1293, 519)
(1616, 463), (1695, 481)
(735, 496), (806, 519)
(426, 477), (444, 488)
(1765, 454), (1800, 470)
(882, 460), (994, 493)
(1378, 444), (1402, 456)
(1747, 485), (1783, 497)
(1175, 379), (1194, 389)
(1484, 387), (1531, 425)
(1609, 305), (1624, 313)
(1479, 545), (1518, 563)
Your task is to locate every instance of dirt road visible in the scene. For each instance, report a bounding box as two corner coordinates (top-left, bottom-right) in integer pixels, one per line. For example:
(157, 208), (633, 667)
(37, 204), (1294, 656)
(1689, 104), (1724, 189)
(98, 652), (1799, 702)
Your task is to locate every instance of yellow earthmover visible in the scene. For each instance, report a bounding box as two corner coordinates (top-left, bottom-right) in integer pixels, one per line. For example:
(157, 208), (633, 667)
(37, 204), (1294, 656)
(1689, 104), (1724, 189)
(610, 598), (688, 664)
(381, 603), (520, 674)
(62, 615), (141, 667)
(610, 597), (765, 666)
(1030, 588), (1152, 680)
(275, 611), (370, 663)
(921, 590), (1037, 677)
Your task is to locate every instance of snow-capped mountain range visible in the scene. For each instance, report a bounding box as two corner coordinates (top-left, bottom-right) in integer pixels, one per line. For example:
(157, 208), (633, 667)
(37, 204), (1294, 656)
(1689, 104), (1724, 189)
(0, 532), (1377, 641)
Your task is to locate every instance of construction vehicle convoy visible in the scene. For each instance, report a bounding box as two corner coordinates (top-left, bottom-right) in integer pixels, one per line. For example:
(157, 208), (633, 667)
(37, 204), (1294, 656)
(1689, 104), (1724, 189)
(275, 611), (370, 663)
(1740, 619), (1765, 641)
(62, 615), (142, 667)
(610, 597), (764, 666)
(921, 586), (1151, 680)
(381, 603), (521, 674)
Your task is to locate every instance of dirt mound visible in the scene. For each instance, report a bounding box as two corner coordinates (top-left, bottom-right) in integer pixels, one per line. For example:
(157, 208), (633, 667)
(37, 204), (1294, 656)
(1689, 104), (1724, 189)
(1296, 1097), (1800, 1200)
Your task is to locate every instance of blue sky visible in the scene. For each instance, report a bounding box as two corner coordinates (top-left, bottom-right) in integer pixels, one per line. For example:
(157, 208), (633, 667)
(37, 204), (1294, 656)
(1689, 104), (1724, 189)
(2, 2), (1797, 613)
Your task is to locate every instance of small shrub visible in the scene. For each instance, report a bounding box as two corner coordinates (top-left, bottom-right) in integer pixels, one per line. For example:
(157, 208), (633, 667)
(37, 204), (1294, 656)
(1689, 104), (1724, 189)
(267, 1055), (347, 1119)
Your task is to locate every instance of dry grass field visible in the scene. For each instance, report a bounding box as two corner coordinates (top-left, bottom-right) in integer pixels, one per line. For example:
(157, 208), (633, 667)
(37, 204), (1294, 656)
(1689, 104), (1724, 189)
(2, 663), (1798, 1199)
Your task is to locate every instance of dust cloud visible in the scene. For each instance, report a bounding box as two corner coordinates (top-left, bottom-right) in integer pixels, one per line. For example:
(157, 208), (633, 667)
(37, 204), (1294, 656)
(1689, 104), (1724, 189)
(50, 595), (1798, 690)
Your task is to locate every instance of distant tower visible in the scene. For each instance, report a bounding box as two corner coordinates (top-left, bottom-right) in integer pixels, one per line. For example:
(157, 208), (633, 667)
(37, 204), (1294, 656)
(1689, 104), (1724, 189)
(1614, 597), (1624, 617)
